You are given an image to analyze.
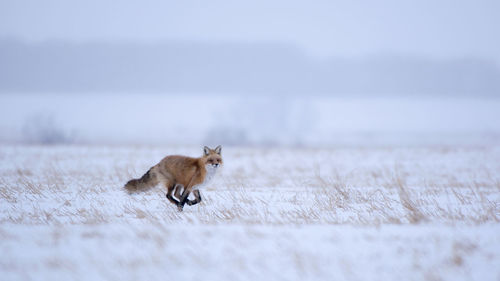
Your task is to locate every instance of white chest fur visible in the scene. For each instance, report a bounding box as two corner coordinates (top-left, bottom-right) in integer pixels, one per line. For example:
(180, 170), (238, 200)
(192, 165), (218, 190)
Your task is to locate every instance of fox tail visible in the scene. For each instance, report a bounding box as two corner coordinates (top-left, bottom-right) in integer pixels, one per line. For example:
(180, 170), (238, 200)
(124, 167), (158, 193)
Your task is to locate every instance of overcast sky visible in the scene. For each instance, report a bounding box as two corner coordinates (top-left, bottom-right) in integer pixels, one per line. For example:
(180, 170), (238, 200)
(1, 0), (500, 62)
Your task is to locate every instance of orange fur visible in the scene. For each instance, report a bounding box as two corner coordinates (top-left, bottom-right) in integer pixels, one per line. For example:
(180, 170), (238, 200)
(124, 145), (223, 211)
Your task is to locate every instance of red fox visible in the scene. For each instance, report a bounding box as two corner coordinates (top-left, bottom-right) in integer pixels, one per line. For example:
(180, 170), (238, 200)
(124, 145), (223, 211)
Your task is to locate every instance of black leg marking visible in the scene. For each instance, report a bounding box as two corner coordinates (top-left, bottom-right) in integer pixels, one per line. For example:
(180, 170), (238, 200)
(174, 184), (184, 200)
(166, 184), (180, 205)
(187, 190), (202, 206)
(177, 188), (190, 212)
(166, 194), (180, 205)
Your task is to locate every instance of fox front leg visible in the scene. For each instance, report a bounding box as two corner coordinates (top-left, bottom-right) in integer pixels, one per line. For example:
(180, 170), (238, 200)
(186, 190), (202, 206)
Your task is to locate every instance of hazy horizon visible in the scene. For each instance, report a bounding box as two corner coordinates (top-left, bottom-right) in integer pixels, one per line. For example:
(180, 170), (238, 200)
(1, 0), (499, 145)
(1, 38), (499, 96)
(2, 0), (500, 62)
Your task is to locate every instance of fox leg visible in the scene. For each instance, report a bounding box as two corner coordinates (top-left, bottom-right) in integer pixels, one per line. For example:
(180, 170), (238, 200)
(187, 190), (202, 206)
(166, 183), (180, 206)
(157, 173), (180, 207)
(177, 188), (191, 212)
(173, 184), (184, 200)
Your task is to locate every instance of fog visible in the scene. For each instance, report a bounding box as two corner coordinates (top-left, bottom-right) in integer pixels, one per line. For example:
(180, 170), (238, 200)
(0, 0), (499, 145)
(1, 39), (499, 95)
(2, 0), (500, 61)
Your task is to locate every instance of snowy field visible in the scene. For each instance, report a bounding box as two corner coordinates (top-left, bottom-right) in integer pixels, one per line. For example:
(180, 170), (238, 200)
(1, 144), (500, 281)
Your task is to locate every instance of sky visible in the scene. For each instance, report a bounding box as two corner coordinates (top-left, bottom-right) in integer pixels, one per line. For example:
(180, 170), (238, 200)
(1, 0), (500, 62)
(1, 0), (499, 144)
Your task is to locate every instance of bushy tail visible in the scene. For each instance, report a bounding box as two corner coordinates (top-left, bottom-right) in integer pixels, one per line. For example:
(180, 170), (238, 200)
(124, 168), (157, 193)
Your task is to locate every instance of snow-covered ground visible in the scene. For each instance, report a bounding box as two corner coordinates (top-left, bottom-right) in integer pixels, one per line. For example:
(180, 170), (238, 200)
(1, 144), (499, 280)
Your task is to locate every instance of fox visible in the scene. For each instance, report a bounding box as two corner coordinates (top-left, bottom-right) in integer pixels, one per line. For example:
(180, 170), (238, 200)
(124, 145), (223, 211)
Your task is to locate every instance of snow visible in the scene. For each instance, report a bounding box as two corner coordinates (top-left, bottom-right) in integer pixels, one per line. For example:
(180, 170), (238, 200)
(1, 144), (499, 280)
(2, 223), (499, 281)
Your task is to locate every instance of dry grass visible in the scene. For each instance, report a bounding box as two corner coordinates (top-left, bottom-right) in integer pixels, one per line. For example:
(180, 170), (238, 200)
(0, 145), (499, 226)
(1, 145), (500, 281)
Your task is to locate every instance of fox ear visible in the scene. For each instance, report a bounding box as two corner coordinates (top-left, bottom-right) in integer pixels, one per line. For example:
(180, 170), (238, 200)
(203, 146), (210, 156)
(214, 145), (222, 155)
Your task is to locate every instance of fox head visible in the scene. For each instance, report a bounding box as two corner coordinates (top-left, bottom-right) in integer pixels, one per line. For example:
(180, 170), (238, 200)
(203, 145), (223, 168)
